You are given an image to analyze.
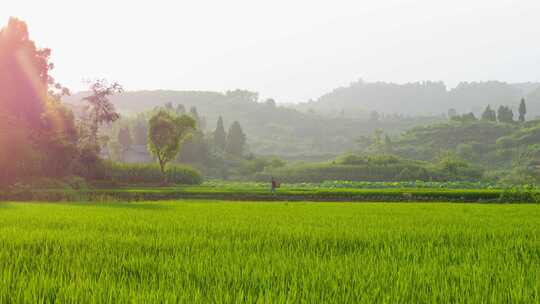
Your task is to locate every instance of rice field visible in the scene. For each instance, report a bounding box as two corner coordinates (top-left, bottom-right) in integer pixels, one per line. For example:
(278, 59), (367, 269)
(0, 200), (539, 302)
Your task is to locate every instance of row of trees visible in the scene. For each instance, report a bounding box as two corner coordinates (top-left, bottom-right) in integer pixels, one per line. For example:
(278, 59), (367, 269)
(213, 116), (246, 157)
(449, 99), (527, 123)
(106, 103), (249, 180)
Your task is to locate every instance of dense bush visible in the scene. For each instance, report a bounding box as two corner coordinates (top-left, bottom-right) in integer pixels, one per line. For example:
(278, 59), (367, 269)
(256, 154), (483, 183)
(94, 162), (203, 185)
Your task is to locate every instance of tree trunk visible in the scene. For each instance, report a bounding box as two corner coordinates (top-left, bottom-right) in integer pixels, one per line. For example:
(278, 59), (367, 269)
(158, 156), (167, 185)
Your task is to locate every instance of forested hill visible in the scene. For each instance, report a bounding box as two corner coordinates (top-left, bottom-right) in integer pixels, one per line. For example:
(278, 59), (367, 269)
(65, 90), (443, 157)
(293, 80), (540, 117)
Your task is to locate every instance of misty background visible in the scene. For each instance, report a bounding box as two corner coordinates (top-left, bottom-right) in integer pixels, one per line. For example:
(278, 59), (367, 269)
(3, 0), (540, 103)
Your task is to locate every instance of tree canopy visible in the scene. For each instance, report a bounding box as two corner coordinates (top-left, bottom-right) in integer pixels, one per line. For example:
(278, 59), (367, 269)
(148, 110), (196, 181)
(226, 121), (246, 157)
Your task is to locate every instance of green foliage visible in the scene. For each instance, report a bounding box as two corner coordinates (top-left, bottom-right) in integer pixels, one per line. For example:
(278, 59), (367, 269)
(0, 19), (83, 187)
(239, 156), (286, 176)
(451, 112), (477, 122)
(81, 79), (123, 147)
(481, 105), (497, 122)
(67, 89), (446, 157)
(178, 129), (207, 164)
(1, 201), (540, 302)
(148, 110), (195, 180)
(257, 154), (483, 183)
(497, 105), (514, 123)
(392, 121), (516, 167)
(498, 185), (540, 203)
(519, 98), (527, 122)
(226, 121), (246, 157)
(97, 162), (202, 185)
(213, 116), (227, 150)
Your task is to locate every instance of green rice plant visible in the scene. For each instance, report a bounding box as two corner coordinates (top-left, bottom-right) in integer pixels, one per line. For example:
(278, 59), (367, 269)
(0, 201), (539, 302)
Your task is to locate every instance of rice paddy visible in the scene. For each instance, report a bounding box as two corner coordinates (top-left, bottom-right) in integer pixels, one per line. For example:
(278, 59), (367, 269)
(0, 200), (539, 303)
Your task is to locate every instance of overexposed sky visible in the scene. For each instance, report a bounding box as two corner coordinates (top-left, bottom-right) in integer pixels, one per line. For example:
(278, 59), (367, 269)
(2, 0), (540, 102)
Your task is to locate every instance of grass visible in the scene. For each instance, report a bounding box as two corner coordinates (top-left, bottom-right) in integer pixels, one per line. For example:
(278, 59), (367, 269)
(0, 200), (539, 302)
(5, 180), (539, 202)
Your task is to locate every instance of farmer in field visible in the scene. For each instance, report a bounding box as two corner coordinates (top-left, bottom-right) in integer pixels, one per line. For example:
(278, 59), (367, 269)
(271, 176), (278, 193)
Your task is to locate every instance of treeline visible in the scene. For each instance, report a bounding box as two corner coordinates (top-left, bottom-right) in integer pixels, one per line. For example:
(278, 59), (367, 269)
(257, 154), (482, 183)
(104, 102), (291, 180)
(296, 79), (539, 117)
(358, 102), (540, 184)
(66, 90), (445, 157)
(450, 98), (527, 123)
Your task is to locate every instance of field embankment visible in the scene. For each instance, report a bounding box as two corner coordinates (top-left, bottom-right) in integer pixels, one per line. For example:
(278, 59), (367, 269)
(2, 181), (539, 203)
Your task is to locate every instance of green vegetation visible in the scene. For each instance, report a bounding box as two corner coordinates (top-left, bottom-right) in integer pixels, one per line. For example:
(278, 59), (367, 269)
(3, 181), (540, 203)
(1, 201), (539, 302)
(258, 154), (483, 183)
(148, 110), (195, 181)
(94, 162), (202, 185)
(2, 15), (540, 304)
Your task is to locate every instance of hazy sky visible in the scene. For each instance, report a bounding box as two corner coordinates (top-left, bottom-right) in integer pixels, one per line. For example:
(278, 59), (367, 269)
(2, 0), (539, 103)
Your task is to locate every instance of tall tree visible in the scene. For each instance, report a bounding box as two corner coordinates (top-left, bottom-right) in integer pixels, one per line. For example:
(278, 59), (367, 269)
(497, 106), (514, 123)
(214, 116), (227, 150)
(226, 121), (246, 157)
(189, 106), (206, 130)
(82, 79), (123, 148)
(148, 110), (195, 182)
(0, 18), (75, 185)
(0, 17), (50, 128)
(481, 105), (497, 122)
(519, 98), (527, 122)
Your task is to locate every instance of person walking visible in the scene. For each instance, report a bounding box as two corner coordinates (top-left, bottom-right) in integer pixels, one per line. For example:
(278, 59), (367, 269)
(271, 176), (277, 194)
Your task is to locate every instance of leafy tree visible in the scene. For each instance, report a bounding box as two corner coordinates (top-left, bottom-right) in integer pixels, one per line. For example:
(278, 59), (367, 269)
(481, 105), (497, 122)
(0, 18), (76, 185)
(226, 121), (246, 157)
(497, 106), (514, 123)
(82, 79), (123, 148)
(0, 18), (50, 128)
(189, 106), (206, 130)
(438, 152), (469, 177)
(0, 113), (37, 186)
(383, 134), (393, 154)
(178, 130), (208, 164)
(118, 126), (133, 157)
(519, 98), (527, 122)
(214, 116), (227, 150)
(148, 110), (195, 182)
(37, 100), (79, 177)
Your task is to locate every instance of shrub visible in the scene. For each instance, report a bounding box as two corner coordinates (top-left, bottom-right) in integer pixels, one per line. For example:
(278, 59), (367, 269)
(256, 154), (483, 183)
(96, 162), (203, 185)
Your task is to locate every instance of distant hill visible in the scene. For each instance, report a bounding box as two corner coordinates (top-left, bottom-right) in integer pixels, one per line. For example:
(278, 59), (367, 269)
(292, 80), (540, 118)
(65, 79), (540, 157)
(64, 89), (444, 158)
